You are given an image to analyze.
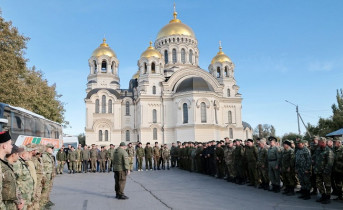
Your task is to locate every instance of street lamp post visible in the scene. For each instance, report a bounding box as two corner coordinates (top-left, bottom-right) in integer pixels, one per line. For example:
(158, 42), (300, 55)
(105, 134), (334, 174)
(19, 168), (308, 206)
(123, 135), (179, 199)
(285, 100), (301, 135)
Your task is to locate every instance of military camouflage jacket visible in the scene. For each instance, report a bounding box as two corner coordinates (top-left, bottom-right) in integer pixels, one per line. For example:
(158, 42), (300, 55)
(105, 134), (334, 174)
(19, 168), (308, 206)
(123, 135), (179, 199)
(136, 147), (145, 158)
(215, 147), (224, 161)
(76, 149), (82, 161)
(162, 148), (170, 159)
(257, 147), (268, 168)
(90, 149), (98, 159)
(295, 147), (311, 172)
(245, 146), (258, 163)
(153, 146), (160, 157)
(42, 152), (55, 175)
(233, 145), (244, 164)
(13, 157), (34, 203)
(56, 150), (67, 161)
(68, 150), (77, 161)
(98, 150), (107, 160)
(81, 149), (90, 160)
(1, 159), (21, 204)
(313, 146), (334, 174)
(267, 146), (280, 166)
(107, 148), (115, 160)
(113, 148), (129, 171)
(224, 146), (235, 165)
(126, 147), (135, 157)
(333, 146), (343, 173)
(281, 148), (295, 171)
(145, 146), (153, 158)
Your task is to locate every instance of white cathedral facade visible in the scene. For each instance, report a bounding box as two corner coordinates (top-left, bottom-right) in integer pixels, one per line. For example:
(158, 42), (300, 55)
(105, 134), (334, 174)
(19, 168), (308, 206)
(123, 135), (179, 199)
(85, 9), (253, 146)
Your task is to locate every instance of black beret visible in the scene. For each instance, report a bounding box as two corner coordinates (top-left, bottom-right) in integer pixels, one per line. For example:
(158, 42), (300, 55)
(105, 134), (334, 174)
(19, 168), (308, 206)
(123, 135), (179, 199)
(268, 136), (277, 141)
(0, 131), (11, 143)
(247, 139), (254, 143)
(146, 142), (150, 145)
(155, 142), (158, 144)
(283, 140), (291, 147)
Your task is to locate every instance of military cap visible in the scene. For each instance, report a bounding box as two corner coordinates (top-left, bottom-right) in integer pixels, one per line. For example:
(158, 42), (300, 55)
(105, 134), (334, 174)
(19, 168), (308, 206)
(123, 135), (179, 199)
(247, 139), (254, 143)
(297, 140), (307, 144)
(289, 140), (294, 144)
(319, 137), (326, 142)
(233, 140), (236, 143)
(268, 136), (277, 141)
(283, 140), (291, 147)
(155, 142), (158, 144)
(138, 142), (142, 145)
(256, 138), (261, 141)
(177, 141), (180, 143)
(312, 136), (319, 141)
(260, 138), (266, 144)
(10, 145), (24, 155)
(120, 142), (126, 146)
(45, 143), (54, 149)
(326, 137), (333, 141)
(0, 131), (11, 143)
(23, 145), (35, 152)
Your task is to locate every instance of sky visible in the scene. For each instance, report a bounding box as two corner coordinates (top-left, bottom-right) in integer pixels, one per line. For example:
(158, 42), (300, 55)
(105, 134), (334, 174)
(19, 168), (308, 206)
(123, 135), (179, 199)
(1, 0), (342, 137)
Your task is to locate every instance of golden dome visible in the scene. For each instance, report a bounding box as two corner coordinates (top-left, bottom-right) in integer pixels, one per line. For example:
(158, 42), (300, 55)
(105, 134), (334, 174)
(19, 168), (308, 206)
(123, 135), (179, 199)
(211, 43), (232, 64)
(156, 9), (195, 39)
(91, 38), (117, 57)
(132, 70), (140, 79)
(140, 41), (162, 59)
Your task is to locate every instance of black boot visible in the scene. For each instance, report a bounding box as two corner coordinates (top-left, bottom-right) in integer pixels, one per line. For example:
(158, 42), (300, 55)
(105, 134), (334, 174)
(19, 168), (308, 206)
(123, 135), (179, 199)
(303, 190), (311, 200)
(274, 185), (280, 193)
(298, 189), (306, 199)
(264, 183), (269, 190)
(321, 194), (331, 204)
(316, 193), (326, 202)
(269, 184), (275, 192)
(286, 187), (295, 196)
(154, 166), (156, 170)
(282, 186), (290, 194)
(310, 188), (317, 195)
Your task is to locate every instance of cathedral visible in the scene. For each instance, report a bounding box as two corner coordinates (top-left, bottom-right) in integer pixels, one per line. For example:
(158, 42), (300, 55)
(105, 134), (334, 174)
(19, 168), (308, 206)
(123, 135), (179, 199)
(84, 8), (253, 146)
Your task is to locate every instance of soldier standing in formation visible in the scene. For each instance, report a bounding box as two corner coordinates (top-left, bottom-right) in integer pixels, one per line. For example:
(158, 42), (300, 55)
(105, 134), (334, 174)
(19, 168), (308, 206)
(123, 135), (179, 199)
(113, 142), (130, 200)
(281, 140), (295, 195)
(76, 144), (82, 173)
(144, 142), (153, 171)
(153, 142), (161, 170)
(170, 142), (177, 167)
(98, 146), (107, 172)
(245, 139), (259, 187)
(126, 143), (135, 172)
(267, 137), (281, 192)
(136, 143), (144, 171)
(40, 143), (56, 208)
(81, 145), (90, 173)
(56, 147), (66, 174)
(161, 144), (170, 170)
(67, 146), (77, 174)
(90, 144), (98, 172)
(107, 144), (115, 172)
(257, 138), (269, 190)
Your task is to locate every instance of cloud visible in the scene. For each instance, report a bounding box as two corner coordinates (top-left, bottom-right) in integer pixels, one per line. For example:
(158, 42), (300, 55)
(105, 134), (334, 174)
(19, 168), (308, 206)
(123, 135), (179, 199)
(308, 61), (334, 72)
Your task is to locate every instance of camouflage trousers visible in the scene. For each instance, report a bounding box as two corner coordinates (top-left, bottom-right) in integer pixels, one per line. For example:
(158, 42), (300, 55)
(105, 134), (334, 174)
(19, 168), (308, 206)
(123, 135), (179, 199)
(99, 159), (106, 172)
(145, 157), (152, 170)
(282, 169), (295, 187)
(247, 162), (259, 186)
(297, 170), (311, 190)
(258, 166), (269, 185)
(216, 160), (225, 178)
(226, 162), (236, 178)
(137, 157), (143, 170)
(162, 158), (170, 169)
(76, 160), (82, 172)
(107, 160), (113, 172)
(57, 161), (65, 174)
(40, 173), (52, 207)
(114, 171), (127, 196)
(33, 175), (43, 210)
(3, 201), (16, 210)
(268, 161), (280, 186)
(153, 156), (160, 169)
(333, 171), (343, 196)
(69, 161), (77, 172)
(90, 158), (97, 172)
(128, 157), (134, 171)
(316, 173), (331, 195)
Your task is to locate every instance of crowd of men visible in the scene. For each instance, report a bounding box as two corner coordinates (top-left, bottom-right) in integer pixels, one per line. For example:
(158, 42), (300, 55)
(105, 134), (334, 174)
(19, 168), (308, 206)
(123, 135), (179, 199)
(0, 131), (56, 210)
(168, 136), (343, 204)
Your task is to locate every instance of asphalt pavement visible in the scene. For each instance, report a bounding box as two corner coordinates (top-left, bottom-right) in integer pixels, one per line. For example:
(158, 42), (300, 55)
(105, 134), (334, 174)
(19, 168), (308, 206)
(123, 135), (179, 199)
(51, 168), (343, 210)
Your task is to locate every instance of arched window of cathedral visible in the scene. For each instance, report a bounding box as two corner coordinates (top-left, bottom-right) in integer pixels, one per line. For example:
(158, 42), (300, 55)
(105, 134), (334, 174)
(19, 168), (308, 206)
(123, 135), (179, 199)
(164, 50), (168, 64)
(217, 67), (221, 78)
(99, 130), (103, 141)
(144, 62), (147, 74)
(153, 109), (157, 123)
(229, 128), (233, 139)
(172, 49), (177, 63)
(181, 38), (184, 42)
(169, 38), (171, 43)
(126, 130), (130, 141)
(153, 128), (157, 140)
(102, 95), (106, 113)
(95, 99), (99, 113)
(105, 130), (109, 141)
(201, 102), (207, 123)
(224, 66), (228, 77)
(181, 49), (186, 64)
(111, 61), (115, 74)
(151, 62), (156, 73)
(152, 86), (156, 94)
(183, 103), (188, 124)
(108, 99), (112, 113)
(93, 60), (97, 74)
(228, 111), (232, 124)
(177, 38), (179, 42)
(173, 38), (175, 42)
(101, 60), (107, 72)
(227, 89), (230, 97)
(189, 50), (193, 64)
(125, 101), (130, 115)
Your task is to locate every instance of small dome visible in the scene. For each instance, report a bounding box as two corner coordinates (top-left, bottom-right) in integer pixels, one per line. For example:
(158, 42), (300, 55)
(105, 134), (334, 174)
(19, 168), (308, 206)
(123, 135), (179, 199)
(176, 77), (213, 93)
(140, 42), (162, 59)
(157, 10), (195, 39)
(91, 38), (117, 58)
(211, 45), (232, 64)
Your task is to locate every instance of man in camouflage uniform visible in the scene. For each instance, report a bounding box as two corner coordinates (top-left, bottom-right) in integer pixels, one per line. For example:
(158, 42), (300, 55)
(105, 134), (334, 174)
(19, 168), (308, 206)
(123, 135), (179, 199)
(40, 143), (56, 208)
(56, 147), (66, 174)
(314, 137), (334, 204)
(90, 144), (98, 172)
(333, 138), (343, 200)
(267, 136), (281, 192)
(295, 140), (312, 200)
(98, 146), (107, 172)
(233, 140), (245, 184)
(170, 142), (177, 167)
(107, 144), (115, 172)
(310, 136), (319, 195)
(13, 146), (35, 210)
(113, 142), (130, 200)
(76, 144), (82, 173)
(175, 141), (181, 167)
(67, 146), (77, 174)
(257, 138), (269, 190)
(81, 145), (90, 173)
(24, 144), (37, 210)
(153, 142), (161, 170)
(245, 139), (259, 187)
(162, 144), (171, 170)
(126, 143), (135, 172)
(144, 142), (153, 171)
(281, 140), (296, 195)
(224, 140), (235, 182)
(31, 145), (44, 210)
(136, 143), (144, 171)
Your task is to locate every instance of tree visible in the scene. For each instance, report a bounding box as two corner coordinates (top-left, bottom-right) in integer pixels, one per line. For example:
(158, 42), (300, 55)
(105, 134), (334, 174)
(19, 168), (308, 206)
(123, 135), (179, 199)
(253, 124), (276, 139)
(0, 12), (65, 123)
(282, 132), (303, 141)
(78, 133), (85, 146)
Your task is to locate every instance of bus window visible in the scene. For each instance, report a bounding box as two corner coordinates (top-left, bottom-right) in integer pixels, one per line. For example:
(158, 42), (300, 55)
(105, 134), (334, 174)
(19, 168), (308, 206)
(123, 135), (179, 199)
(24, 116), (35, 137)
(35, 119), (44, 137)
(44, 123), (51, 138)
(12, 112), (23, 132)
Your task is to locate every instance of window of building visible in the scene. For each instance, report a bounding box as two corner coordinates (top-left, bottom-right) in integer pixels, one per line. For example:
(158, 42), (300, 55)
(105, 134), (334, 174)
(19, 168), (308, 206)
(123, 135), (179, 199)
(152, 86), (156, 94)
(181, 48), (185, 63)
(217, 67), (221, 78)
(102, 95), (106, 113)
(183, 103), (188, 124)
(151, 62), (156, 73)
(111, 61), (115, 74)
(200, 102), (207, 123)
(105, 130), (108, 141)
(125, 101), (130, 115)
(95, 99), (99, 113)
(126, 130), (130, 141)
(224, 66), (228, 77)
(99, 130), (103, 141)
(93, 60), (97, 73)
(227, 89), (230, 97)
(164, 50), (168, 64)
(153, 128), (157, 140)
(172, 49), (177, 63)
(144, 62), (147, 74)
(228, 111), (232, 124)
(229, 128), (233, 139)
(189, 50), (193, 64)
(101, 60), (107, 72)
(153, 109), (157, 123)
(108, 99), (112, 113)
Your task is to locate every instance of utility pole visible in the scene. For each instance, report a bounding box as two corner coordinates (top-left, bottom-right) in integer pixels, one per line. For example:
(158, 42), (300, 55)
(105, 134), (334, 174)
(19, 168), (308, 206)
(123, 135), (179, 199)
(285, 100), (301, 135)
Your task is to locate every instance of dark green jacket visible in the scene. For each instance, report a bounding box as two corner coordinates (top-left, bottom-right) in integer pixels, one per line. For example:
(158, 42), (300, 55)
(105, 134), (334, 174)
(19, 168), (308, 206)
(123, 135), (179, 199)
(113, 147), (129, 171)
